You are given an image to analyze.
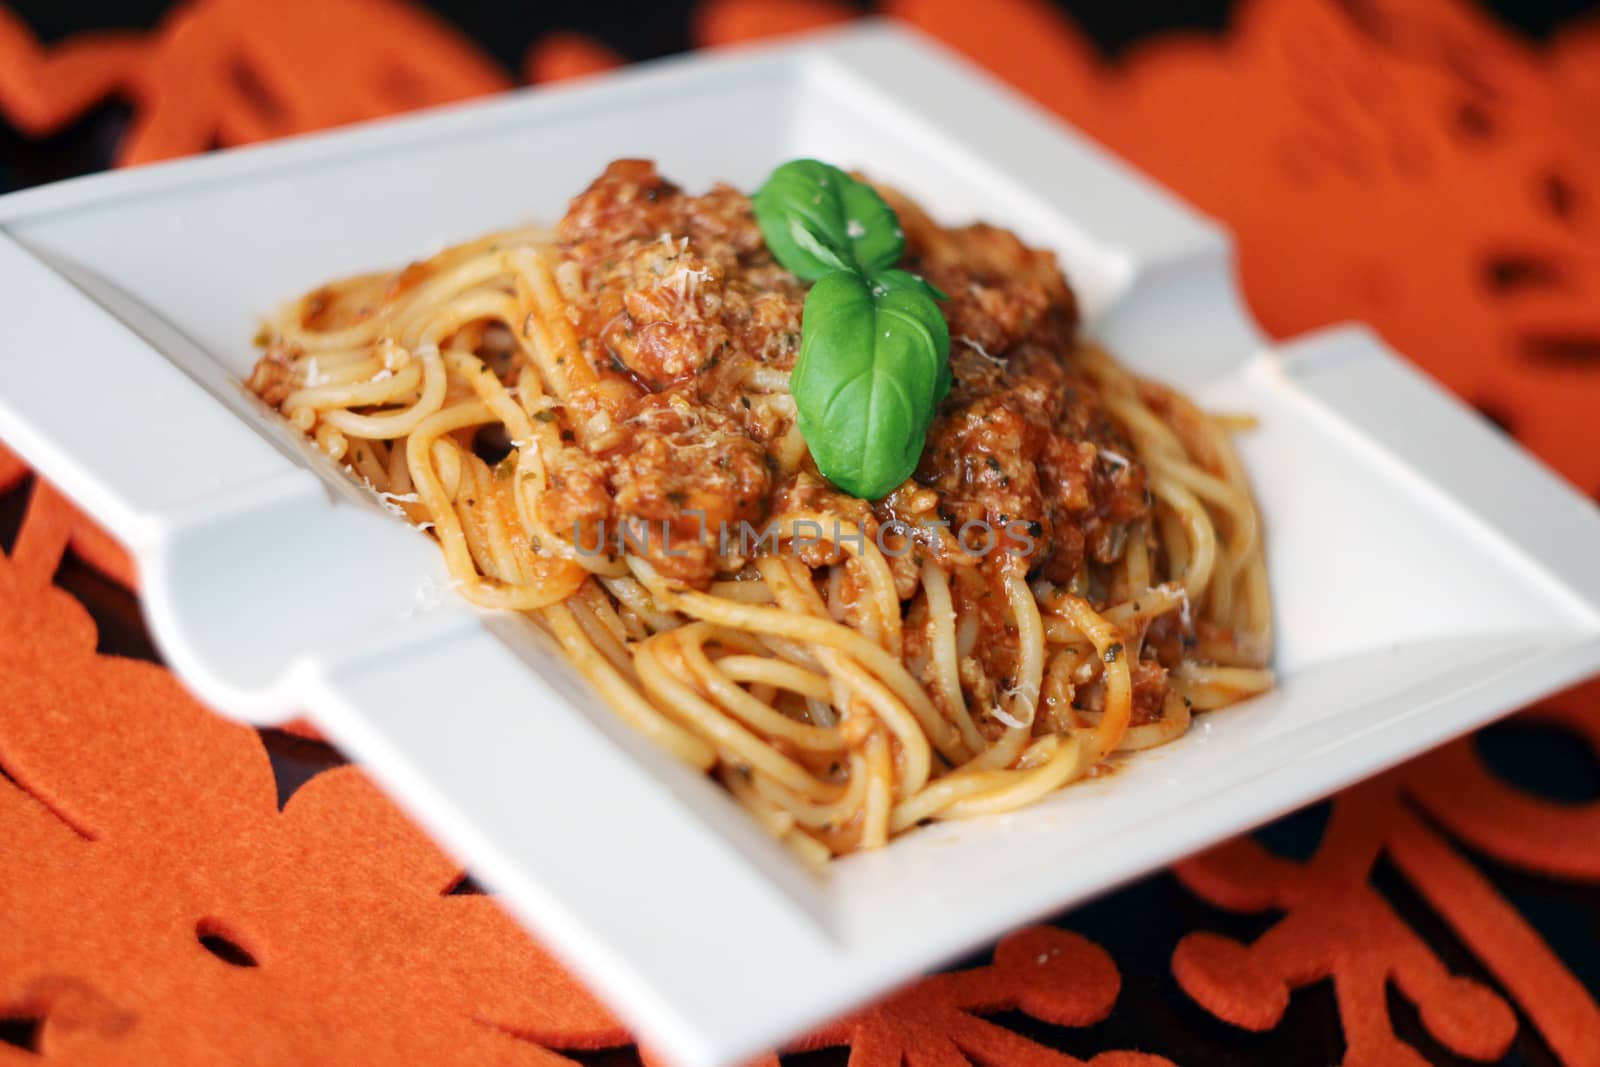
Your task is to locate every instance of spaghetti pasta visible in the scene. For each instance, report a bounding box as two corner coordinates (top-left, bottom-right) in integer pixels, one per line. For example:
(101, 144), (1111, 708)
(246, 160), (1273, 862)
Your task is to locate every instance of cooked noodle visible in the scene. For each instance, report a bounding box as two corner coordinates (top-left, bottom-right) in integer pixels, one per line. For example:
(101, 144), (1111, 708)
(246, 162), (1273, 863)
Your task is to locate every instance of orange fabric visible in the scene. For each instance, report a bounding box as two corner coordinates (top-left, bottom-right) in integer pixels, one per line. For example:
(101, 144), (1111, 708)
(0, 489), (630, 1063)
(0, 0), (509, 166)
(0, 9), (144, 134)
(1394, 697), (1600, 1065)
(0, 445), (136, 590)
(0, 474), (1163, 1061)
(524, 31), (627, 84)
(0, 443), (24, 492)
(693, 0), (853, 45)
(637, 929), (1172, 1065)
(1172, 700), (1600, 1067)
(3, 0), (1600, 1064)
(1171, 781), (1520, 1066)
(697, 0), (1600, 498)
(787, 926), (1171, 1066)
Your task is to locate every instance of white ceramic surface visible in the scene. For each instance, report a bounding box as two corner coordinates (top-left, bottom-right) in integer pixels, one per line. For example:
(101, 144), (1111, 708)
(1, 22), (1597, 1067)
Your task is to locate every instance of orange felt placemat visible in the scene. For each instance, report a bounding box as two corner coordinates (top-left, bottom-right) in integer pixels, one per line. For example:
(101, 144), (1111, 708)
(3, 1), (1600, 1064)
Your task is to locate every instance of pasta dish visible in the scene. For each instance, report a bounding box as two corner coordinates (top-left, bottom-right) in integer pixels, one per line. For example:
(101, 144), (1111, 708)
(246, 159), (1273, 863)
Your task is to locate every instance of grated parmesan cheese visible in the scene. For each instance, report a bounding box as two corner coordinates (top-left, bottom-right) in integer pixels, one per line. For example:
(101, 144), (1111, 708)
(665, 262), (714, 302)
(957, 335), (1003, 364)
(992, 703), (1028, 730)
(400, 576), (445, 620)
(1099, 447), (1131, 470)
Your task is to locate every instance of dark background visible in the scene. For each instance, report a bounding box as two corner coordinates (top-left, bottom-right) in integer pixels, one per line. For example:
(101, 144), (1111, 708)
(3, 0), (1599, 192)
(6, 0), (1599, 58)
(3, 2), (1598, 1065)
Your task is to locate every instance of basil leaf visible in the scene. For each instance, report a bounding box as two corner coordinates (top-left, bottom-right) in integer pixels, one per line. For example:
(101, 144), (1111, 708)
(877, 270), (953, 405)
(752, 160), (904, 281)
(790, 270), (950, 498)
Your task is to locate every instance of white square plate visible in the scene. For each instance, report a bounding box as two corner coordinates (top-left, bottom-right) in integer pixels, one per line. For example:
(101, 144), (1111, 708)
(2, 23), (1597, 1067)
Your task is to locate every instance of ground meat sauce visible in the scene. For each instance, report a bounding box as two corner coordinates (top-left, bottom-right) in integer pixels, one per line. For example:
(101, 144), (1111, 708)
(544, 161), (1166, 719)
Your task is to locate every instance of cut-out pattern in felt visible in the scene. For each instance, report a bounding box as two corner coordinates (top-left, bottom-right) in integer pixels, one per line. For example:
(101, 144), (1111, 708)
(0, 444), (135, 590)
(522, 32), (625, 86)
(0, 441), (25, 489)
(689, 0), (1600, 498)
(0, 469), (1168, 1064)
(0, 484), (633, 1063)
(0, 0), (509, 167)
(635, 926), (1172, 1067)
(1173, 694), (1600, 1067)
(1172, 781), (1518, 1067)
(635, 930), (1172, 1067)
(781, 926), (1173, 1067)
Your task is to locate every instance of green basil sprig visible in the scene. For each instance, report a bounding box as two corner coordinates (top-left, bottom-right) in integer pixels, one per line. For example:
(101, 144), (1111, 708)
(753, 160), (950, 499)
(752, 159), (904, 281)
